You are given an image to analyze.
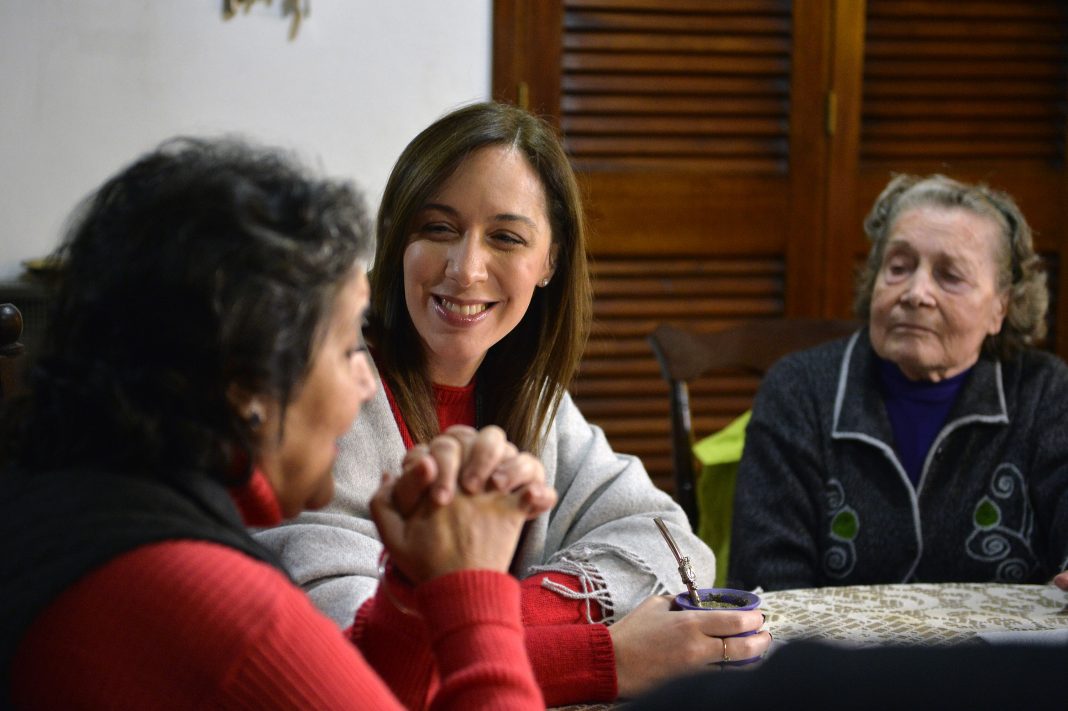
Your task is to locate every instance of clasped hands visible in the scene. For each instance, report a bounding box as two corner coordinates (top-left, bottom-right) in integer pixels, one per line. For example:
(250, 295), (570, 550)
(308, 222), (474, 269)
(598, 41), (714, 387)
(371, 424), (556, 585)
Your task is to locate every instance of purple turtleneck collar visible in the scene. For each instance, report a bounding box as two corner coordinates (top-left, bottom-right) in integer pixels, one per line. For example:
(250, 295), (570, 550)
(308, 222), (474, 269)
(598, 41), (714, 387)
(877, 357), (971, 487)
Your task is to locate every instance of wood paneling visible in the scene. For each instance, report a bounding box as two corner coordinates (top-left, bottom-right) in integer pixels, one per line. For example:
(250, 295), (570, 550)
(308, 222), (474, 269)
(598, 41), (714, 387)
(560, 0), (792, 174)
(493, 0), (825, 497)
(861, 2), (1067, 165)
(573, 255), (784, 493)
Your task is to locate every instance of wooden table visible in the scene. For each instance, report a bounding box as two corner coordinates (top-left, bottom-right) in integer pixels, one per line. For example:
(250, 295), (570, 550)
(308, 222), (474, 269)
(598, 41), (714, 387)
(761, 582), (1068, 646)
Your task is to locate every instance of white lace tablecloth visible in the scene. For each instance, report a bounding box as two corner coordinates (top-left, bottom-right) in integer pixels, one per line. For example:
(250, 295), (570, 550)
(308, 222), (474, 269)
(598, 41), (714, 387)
(761, 582), (1068, 646)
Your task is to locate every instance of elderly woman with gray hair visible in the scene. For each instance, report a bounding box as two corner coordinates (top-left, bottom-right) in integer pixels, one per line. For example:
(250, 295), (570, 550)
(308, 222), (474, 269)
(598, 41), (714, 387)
(729, 173), (1068, 592)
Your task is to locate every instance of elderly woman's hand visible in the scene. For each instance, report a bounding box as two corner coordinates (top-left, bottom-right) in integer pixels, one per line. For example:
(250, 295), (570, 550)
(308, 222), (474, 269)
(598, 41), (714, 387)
(1053, 570), (1068, 591)
(371, 427), (557, 584)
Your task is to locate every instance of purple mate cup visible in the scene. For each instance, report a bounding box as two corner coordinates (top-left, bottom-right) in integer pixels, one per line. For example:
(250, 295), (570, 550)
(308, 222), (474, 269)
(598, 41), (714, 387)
(671, 587), (763, 666)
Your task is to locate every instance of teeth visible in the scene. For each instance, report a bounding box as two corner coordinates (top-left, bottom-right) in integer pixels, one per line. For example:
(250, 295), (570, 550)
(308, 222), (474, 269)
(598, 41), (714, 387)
(440, 297), (488, 316)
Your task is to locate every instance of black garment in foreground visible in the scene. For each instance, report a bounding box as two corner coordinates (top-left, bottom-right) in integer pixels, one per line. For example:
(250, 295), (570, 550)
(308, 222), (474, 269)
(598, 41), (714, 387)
(0, 467), (290, 707)
(632, 640), (1066, 710)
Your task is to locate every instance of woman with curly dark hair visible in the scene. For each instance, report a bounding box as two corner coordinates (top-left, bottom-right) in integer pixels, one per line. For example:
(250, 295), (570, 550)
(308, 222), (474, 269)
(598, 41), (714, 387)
(0, 137), (554, 709)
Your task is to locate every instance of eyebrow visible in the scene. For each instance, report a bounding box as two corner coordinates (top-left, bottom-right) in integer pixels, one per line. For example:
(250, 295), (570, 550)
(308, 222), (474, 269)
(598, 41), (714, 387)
(886, 240), (977, 268)
(421, 202), (538, 229)
(884, 240), (915, 256)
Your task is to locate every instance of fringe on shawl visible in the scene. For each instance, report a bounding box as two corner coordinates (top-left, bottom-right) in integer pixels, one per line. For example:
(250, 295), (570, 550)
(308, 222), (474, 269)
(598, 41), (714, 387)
(529, 543), (671, 625)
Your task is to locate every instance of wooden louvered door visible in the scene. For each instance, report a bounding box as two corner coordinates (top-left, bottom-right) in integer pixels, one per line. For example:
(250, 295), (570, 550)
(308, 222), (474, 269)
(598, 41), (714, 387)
(494, 0), (833, 494)
(493, 0), (1068, 497)
(562, 1), (831, 492)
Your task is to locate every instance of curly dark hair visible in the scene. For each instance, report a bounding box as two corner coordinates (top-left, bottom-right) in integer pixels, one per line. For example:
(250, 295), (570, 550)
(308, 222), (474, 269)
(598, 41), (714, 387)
(855, 173), (1048, 359)
(2, 137), (373, 483)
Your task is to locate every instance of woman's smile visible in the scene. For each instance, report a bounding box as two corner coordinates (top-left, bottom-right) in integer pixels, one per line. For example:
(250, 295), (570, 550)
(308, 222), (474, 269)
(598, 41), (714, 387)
(433, 294), (496, 322)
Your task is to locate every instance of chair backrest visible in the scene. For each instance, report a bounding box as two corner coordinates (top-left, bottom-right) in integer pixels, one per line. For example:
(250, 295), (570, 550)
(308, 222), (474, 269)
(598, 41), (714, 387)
(648, 318), (862, 528)
(0, 302), (26, 403)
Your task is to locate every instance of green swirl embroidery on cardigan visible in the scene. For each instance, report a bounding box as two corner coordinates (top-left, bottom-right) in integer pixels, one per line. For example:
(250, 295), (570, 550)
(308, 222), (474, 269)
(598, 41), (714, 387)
(965, 464), (1037, 581)
(832, 509), (859, 540)
(973, 497), (1000, 529)
(824, 479), (858, 579)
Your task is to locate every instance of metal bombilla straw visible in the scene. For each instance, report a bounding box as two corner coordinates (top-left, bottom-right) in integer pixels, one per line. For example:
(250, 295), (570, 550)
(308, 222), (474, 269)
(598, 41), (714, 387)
(653, 516), (701, 607)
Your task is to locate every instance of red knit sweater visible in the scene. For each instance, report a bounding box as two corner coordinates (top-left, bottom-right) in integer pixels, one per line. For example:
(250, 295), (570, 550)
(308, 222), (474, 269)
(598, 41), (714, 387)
(10, 471), (543, 710)
(387, 379), (619, 705)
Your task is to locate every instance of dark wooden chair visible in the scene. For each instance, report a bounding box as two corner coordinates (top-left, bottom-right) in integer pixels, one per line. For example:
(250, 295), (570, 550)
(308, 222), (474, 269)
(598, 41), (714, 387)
(0, 302), (25, 402)
(648, 318), (862, 530)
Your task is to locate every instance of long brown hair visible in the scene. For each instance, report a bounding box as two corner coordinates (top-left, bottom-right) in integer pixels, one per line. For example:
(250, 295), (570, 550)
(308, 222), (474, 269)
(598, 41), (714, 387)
(368, 102), (592, 452)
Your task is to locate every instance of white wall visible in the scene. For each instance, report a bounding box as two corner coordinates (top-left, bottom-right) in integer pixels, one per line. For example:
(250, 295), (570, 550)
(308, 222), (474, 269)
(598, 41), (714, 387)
(0, 0), (492, 280)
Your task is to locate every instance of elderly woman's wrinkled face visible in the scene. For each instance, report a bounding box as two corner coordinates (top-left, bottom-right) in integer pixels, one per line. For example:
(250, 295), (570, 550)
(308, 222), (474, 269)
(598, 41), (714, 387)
(869, 205), (1008, 382)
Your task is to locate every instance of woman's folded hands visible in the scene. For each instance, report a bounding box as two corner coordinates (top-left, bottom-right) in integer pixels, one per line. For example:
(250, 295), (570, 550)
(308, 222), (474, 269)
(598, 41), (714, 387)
(371, 424), (556, 584)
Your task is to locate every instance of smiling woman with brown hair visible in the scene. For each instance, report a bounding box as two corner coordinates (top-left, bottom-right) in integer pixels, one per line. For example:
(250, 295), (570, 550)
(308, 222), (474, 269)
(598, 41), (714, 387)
(730, 174), (1068, 593)
(259, 102), (771, 704)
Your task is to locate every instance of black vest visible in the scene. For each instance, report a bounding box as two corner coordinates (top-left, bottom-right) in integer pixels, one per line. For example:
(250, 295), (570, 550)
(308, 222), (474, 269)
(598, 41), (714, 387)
(0, 467), (289, 708)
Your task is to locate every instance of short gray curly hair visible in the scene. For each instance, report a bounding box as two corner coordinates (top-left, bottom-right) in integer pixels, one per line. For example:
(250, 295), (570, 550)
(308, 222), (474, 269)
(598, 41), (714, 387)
(854, 173), (1048, 359)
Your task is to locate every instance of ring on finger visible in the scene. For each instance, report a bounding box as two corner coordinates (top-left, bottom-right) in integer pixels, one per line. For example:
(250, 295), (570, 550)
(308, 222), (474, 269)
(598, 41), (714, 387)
(721, 637), (730, 663)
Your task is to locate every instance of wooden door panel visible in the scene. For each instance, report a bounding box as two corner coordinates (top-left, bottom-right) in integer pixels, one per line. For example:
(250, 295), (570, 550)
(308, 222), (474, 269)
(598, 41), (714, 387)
(574, 254), (785, 493)
(559, 0), (793, 178)
(582, 172), (789, 253)
(494, 0), (823, 497)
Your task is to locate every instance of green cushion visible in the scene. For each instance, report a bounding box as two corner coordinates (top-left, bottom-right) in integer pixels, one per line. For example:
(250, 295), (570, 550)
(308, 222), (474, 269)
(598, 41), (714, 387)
(692, 410), (751, 587)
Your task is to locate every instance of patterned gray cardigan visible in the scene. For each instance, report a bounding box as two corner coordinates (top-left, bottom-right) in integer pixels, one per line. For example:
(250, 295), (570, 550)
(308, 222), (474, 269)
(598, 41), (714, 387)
(729, 329), (1068, 591)
(255, 359), (712, 627)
